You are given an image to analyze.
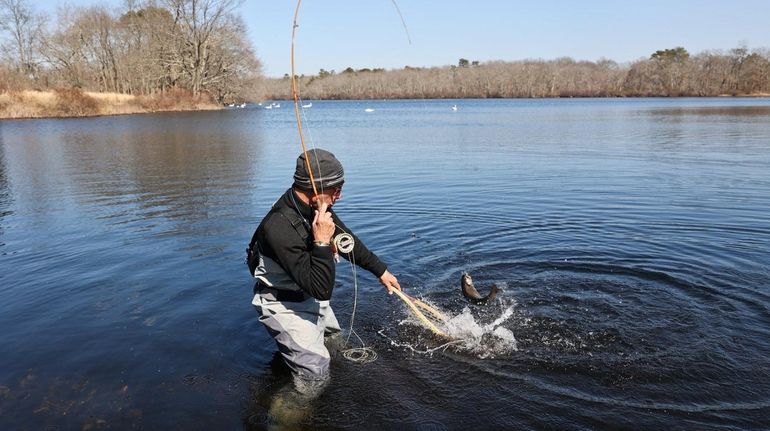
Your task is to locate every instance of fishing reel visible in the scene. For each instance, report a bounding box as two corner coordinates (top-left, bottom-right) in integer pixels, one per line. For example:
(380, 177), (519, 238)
(333, 233), (355, 254)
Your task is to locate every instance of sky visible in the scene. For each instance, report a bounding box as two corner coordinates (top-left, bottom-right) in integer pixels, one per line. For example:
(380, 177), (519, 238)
(33, 0), (770, 78)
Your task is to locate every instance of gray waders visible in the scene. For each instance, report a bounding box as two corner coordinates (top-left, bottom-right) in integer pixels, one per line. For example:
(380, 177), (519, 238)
(251, 253), (341, 380)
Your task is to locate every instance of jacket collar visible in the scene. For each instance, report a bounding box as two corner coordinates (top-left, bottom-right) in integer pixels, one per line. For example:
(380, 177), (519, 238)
(282, 188), (314, 221)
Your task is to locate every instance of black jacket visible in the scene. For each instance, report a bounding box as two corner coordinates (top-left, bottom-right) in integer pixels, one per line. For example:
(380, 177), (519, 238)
(249, 188), (387, 300)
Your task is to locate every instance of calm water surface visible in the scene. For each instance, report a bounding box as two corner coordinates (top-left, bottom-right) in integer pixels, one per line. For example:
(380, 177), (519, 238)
(1, 98), (769, 429)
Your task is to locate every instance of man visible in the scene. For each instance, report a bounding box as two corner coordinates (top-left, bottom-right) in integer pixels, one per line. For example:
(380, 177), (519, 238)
(247, 148), (401, 386)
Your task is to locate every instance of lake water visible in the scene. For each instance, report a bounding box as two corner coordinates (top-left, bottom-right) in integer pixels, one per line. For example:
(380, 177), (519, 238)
(1, 98), (769, 430)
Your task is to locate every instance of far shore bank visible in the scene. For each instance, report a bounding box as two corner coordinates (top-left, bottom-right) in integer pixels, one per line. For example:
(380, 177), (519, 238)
(264, 93), (770, 100)
(0, 89), (221, 120)
(3, 91), (770, 120)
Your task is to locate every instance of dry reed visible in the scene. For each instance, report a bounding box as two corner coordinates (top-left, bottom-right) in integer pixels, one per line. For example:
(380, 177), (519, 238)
(0, 89), (221, 119)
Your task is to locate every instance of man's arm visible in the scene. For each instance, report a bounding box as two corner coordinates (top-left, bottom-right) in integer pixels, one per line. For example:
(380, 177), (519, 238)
(330, 212), (401, 293)
(263, 212), (337, 300)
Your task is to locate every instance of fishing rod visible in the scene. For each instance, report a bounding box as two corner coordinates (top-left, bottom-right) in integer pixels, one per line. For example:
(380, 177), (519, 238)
(291, 0), (319, 199)
(289, 0), (449, 340)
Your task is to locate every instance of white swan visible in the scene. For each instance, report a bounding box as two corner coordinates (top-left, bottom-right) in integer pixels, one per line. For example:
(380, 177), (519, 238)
(364, 108), (374, 112)
(451, 104), (458, 111)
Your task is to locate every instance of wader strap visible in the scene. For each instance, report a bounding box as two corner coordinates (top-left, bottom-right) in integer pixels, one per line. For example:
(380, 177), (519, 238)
(275, 204), (310, 243)
(246, 202), (310, 275)
(247, 202), (313, 298)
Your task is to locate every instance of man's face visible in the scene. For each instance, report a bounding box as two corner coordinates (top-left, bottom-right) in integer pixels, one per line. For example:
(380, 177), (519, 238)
(312, 186), (342, 207)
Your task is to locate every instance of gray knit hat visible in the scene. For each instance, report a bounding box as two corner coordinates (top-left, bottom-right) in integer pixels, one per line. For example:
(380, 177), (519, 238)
(293, 148), (345, 191)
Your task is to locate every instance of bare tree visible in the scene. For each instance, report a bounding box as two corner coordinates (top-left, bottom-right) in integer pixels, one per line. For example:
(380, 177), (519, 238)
(0, 0), (46, 77)
(163, 0), (242, 96)
(34, 0), (261, 102)
(201, 14), (262, 102)
(75, 6), (121, 92)
(116, 3), (178, 94)
(263, 45), (768, 100)
(4, 1), (767, 102)
(40, 5), (89, 88)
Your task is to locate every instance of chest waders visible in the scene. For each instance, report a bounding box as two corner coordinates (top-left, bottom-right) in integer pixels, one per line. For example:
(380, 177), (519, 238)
(249, 203), (341, 379)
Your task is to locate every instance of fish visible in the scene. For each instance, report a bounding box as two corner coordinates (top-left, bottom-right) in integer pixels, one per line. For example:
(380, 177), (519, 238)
(461, 273), (498, 305)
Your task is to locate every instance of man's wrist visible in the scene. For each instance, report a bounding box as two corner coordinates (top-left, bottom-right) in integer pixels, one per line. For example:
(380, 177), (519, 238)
(313, 240), (331, 247)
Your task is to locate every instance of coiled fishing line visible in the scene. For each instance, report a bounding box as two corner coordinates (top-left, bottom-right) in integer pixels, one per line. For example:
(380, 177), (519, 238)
(341, 328), (378, 364)
(335, 228), (379, 364)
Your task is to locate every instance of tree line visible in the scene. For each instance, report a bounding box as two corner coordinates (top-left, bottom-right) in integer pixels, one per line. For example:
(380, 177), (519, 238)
(264, 46), (770, 100)
(0, 0), (261, 104)
(3, 0), (768, 104)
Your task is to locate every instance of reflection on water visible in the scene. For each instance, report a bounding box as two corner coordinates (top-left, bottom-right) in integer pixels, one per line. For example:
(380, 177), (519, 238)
(0, 132), (10, 248)
(648, 105), (770, 117)
(7, 113), (264, 225)
(1, 99), (770, 429)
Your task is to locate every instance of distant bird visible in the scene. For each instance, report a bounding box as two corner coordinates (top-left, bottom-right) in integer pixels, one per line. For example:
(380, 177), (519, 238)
(264, 105), (272, 109)
(239, 103), (246, 108)
(451, 104), (458, 111)
(302, 102), (312, 108)
(364, 108), (374, 112)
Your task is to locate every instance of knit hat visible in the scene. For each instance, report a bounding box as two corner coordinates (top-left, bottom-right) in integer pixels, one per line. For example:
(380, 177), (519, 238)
(293, 148), (345, 191)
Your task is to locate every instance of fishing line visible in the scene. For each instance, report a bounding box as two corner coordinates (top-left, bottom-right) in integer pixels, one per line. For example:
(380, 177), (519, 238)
(290, 0), (446, 358)
(377, 329), (464, 355)
(340, 283), (377, 365)
(389, 0), (412, 45)
(291, 0), (319, 198)
(299, 96), (325, 193)
(332, 225), (378, 364)
(291, 0), (377, 363)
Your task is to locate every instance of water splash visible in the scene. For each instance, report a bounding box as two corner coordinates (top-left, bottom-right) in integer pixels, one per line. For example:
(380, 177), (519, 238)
(384, 297), (518, 358)
(443, 305), (518, 358)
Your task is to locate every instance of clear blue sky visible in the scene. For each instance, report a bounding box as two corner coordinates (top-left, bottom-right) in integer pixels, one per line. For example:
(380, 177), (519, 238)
(35, 0), (770, 77)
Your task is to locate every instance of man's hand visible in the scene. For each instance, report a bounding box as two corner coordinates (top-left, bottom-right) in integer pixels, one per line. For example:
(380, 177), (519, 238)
(379, 270), (401, 294)
(312, 201), (335, 244)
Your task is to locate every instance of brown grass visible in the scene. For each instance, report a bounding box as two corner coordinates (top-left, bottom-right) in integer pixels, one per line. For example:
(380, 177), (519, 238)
(0, 91), (52, 118)
(0, 88), (221, 119)
(53, 88), (101, 117)
(137, 88), (219, 112)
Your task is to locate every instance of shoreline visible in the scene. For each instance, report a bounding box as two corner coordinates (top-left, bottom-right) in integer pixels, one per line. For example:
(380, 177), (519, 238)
(0, 90), (221, 120)
(2, 91), (769, 120)
(267, 93), (770, 101)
